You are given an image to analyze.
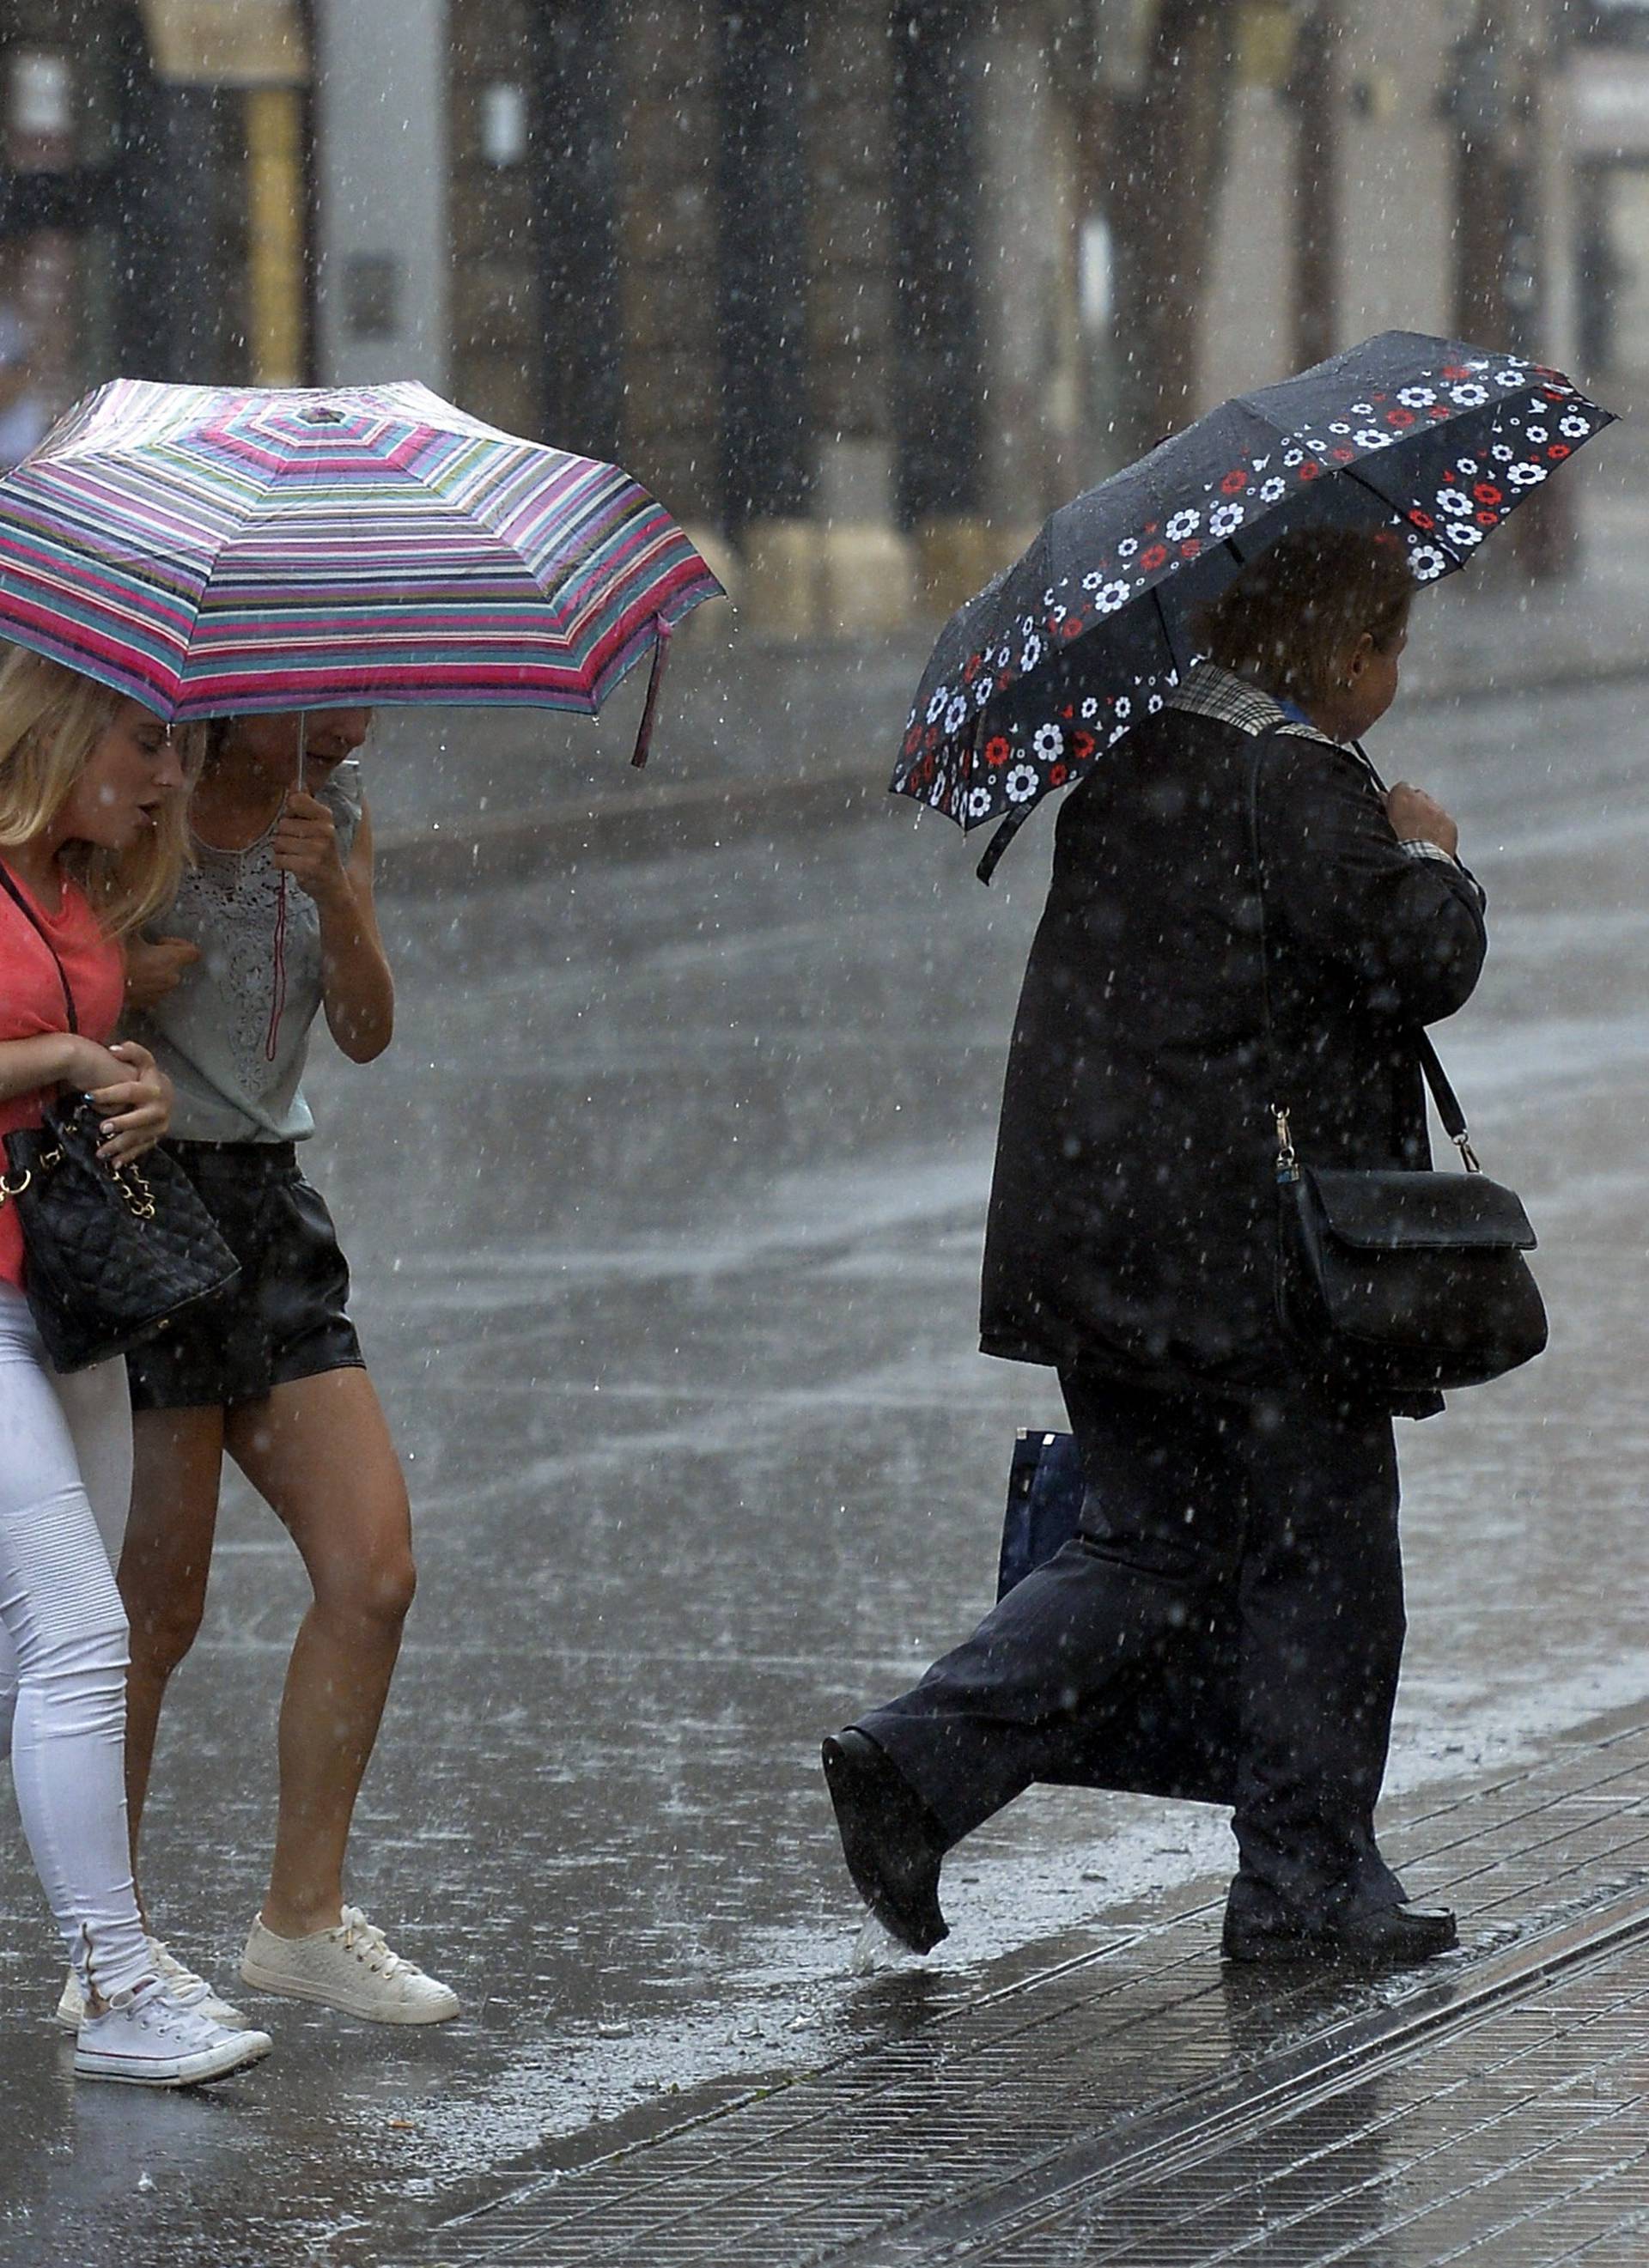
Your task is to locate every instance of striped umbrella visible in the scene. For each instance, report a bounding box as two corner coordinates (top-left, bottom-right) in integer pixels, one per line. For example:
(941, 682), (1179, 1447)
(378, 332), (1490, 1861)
(0, 378), (723, 755)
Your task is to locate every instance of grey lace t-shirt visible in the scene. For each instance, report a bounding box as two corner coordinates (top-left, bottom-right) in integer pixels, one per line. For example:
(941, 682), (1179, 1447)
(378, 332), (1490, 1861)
(130, 762), (364, 1144)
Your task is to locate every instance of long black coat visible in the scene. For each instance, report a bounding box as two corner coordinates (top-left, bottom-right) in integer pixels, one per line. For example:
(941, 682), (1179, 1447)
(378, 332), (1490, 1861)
(979, 694), (1488, 1405)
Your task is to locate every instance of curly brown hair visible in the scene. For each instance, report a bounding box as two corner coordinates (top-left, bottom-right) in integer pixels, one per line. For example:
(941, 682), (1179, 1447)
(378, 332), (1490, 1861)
(1196, 526), (1416, 708)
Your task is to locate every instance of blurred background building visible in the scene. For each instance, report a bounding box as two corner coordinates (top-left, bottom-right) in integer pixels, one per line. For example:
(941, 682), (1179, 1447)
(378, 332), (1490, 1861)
(0, 1), (307, 433)
(0, 0), (1640, 626)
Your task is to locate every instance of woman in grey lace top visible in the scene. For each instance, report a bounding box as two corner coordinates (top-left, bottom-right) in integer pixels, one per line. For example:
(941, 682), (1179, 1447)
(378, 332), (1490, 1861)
(94, 708), (459, 2030)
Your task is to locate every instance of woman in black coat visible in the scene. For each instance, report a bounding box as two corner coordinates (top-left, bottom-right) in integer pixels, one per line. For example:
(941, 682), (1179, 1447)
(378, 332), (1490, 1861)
(824, 527), (1488, 1966)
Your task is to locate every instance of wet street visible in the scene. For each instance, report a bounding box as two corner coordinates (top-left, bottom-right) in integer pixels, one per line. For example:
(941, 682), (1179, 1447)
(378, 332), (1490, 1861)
(5, 663), (1649, 2265)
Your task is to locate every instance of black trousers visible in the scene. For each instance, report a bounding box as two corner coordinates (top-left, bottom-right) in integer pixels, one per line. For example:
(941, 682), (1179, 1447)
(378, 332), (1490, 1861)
(858, 1371), (1408, 1925)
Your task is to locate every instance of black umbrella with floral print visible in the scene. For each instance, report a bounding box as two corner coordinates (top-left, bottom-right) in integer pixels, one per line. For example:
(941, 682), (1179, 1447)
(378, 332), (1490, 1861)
(891, 331), (1613, 877)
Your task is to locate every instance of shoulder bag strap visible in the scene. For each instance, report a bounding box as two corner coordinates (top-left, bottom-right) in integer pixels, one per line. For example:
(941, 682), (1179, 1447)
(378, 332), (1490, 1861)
(0, 861), (79, 1034)
(1243, 727), (1480, 1175)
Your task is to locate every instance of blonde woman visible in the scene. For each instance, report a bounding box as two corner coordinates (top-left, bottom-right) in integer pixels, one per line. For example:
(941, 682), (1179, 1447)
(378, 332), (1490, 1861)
(0, 648), (270, 2085)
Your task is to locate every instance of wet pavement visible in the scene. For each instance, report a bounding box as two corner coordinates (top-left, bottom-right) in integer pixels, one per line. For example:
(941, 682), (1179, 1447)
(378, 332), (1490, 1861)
(406, 1708), (1649, 2265)
(5, 649), (1649, 2263)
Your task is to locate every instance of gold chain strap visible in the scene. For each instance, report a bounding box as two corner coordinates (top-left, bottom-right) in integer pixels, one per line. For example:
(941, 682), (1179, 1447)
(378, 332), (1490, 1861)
(0, 1146), (154, 1218)
(112, 1158), (156, 1219)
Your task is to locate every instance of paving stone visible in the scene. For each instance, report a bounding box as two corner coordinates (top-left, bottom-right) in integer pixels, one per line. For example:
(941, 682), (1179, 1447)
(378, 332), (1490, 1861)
(964, 1941), (1649, 2265)
(394, 1714), (1649, 2265)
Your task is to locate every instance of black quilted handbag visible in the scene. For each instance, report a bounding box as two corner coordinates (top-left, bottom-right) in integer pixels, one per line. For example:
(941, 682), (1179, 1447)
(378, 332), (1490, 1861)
(0, 868), (239, 1372)
(3, 1095), (239, 1371)
(1248, 734), (1548, 1397)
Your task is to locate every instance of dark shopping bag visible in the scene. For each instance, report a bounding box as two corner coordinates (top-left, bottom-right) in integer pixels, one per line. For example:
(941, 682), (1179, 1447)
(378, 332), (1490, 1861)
(997, 1427), (1086, 1600)
(994, 1425), (1239, 1803)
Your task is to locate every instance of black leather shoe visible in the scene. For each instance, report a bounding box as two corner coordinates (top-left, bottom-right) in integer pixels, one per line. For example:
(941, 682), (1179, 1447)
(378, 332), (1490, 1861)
(1222, 1900), (1457, 1967)
(822, 1729), (950, 1954)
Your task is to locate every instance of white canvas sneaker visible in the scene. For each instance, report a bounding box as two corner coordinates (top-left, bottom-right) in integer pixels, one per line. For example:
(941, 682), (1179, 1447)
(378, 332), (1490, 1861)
(240, 1906), (459, 2025)
(74, 1979), (272, 2088)
(58, 1936), (250, 2031)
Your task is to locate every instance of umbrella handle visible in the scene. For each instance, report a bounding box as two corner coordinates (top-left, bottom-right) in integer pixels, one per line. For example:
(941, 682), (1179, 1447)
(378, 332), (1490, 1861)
(976, 806), (1031, 885)
(264, 710), (304, 1061)
(630, 616), (673, 769)
(265, 872), (289, 1062)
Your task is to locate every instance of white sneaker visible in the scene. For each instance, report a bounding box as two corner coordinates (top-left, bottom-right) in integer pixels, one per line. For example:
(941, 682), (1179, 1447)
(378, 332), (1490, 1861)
(240, 1906), (459, 2025)
(57, 1936), (250, 2032)
(74, 1979), (272, 2088)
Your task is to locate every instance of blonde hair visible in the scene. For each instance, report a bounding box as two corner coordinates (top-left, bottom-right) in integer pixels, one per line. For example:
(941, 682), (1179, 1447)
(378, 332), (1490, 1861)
(0, 647), (199, 936)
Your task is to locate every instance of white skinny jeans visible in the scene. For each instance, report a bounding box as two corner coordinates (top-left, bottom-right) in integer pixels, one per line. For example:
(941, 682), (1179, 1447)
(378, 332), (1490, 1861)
(0, 1283), (150, 2002)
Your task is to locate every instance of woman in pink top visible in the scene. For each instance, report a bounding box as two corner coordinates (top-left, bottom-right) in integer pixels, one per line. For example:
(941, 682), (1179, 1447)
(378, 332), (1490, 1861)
(0, 647), (270, 2089)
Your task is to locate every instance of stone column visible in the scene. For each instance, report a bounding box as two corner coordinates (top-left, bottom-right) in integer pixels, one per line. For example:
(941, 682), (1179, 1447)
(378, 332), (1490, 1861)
(718, 0), (812, 631)
(1336, 0), (1454, 344)
(616, 0), (726, 566)
(1528, 1), (1579, 377)
(111, 64), (236, 384)
(891, 0), (990, 612)
(1202, 7), (1296, 398)
(1289, 0), (1342, 372)
(1104, 0), (1235, 456)
(441, 0), (539, 435)
(976, 10), (1080, 551)
(245, 83), (306, 385)
(806, 0), (912, 635)
(526, 0), (621, 458)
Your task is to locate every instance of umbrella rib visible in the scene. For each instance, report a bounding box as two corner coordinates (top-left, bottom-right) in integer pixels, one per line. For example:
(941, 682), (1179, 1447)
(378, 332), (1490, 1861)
(1151, 573), (1196, 680)
(1330, 457), (1470, 568)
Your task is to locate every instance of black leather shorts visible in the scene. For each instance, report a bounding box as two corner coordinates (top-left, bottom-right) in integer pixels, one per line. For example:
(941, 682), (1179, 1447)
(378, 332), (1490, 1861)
(125, 1141), (365, 1411)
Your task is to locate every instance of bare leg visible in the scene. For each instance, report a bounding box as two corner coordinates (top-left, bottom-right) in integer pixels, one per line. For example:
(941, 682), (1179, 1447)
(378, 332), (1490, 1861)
(225, 1368), (415, 1936)
(116, 1407), (227, 1905)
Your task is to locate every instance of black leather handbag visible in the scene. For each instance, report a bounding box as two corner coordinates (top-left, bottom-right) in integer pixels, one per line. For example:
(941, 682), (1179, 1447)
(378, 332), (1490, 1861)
(0, 869), (240, 1373)
(1249, 736), (1548, 1397)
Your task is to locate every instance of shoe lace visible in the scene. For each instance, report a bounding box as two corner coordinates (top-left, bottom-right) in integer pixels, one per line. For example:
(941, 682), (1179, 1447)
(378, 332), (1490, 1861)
(113, 1979), (190, 2039)
(149, 1938), (208, 1995)
(338, 1908), (419, 1979)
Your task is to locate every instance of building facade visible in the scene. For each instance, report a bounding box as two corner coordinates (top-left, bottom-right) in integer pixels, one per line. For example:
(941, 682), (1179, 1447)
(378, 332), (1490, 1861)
(323, 0), (1598, 628)
(0, 1), (1613, 628)
(0, 0), (309, 462)
(428, 0), (1076, 631)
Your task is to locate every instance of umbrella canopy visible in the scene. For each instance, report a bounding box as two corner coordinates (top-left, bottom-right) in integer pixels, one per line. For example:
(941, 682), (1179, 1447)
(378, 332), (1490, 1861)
(892, 334), (1614, 850)
(0, 378), (723, 725)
